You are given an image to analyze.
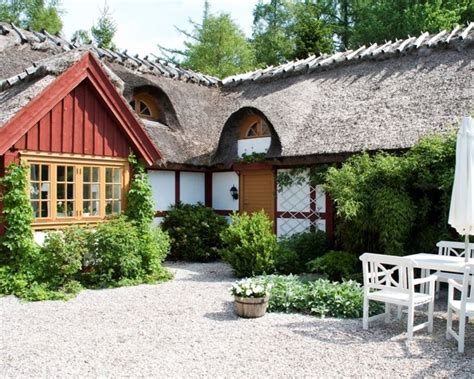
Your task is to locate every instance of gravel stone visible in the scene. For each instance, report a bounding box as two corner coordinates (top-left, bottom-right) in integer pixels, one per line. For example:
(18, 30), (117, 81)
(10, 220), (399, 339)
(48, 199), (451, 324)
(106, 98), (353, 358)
(1, 262), (473, 377)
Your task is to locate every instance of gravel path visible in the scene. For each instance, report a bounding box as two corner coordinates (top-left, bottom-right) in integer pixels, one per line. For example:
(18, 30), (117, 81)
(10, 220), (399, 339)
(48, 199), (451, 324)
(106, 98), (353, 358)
(1, 262), (473, 378)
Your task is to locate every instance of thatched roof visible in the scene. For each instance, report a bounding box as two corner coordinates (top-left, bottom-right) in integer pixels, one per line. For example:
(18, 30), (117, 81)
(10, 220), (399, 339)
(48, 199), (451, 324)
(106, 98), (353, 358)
(0, 22), (473, 168)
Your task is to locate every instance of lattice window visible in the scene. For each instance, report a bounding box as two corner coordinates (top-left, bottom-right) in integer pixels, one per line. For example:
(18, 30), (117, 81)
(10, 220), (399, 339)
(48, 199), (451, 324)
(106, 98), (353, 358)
(276, 169), (326, 237)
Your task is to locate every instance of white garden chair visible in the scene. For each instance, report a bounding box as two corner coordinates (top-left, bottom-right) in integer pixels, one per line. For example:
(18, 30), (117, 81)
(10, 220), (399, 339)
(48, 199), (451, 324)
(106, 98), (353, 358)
(434, 241), (474, 298)
(446, 264), (474, 353)
(360, 253), (437, 339)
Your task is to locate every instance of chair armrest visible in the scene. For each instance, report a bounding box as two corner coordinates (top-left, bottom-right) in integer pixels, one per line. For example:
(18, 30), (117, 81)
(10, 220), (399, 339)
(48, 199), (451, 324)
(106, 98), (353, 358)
(447, 278), (463, 291)
(413, 274), (438, 285)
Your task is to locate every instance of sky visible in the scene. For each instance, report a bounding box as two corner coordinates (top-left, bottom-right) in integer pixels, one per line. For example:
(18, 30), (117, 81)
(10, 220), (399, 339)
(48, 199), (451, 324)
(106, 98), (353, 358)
(61, 0), (256, 57)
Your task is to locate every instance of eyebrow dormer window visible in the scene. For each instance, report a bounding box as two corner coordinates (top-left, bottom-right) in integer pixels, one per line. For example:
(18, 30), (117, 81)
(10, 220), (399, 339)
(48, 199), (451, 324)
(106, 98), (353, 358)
(130, 93), (160, 121)
(240, 115), (271, 139)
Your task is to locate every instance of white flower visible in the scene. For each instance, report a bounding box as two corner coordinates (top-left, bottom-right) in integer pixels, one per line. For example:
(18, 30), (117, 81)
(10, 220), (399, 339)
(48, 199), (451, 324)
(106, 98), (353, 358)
(245, 289), (253, 296)
(254, 285), (263, 294)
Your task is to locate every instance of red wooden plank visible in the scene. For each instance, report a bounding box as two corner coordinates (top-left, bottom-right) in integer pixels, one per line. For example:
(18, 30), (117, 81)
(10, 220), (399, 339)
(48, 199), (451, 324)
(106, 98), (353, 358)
(50, 101), (63, 153)
(205, 172), (212, 207)
(116, 129), (129, 157)
(325, 193), (334, 242)
(94, 101), (104, 156)
(38, 112), (51, 151)
(26, 123), (39, 151)
(62, 93), (74, 152)
(103, 111), (113, 156)
(0, 155), (4, 235)
(14, 135), (26, 150)
(83, 83), (94, 155)
(73, 83), (85, 154)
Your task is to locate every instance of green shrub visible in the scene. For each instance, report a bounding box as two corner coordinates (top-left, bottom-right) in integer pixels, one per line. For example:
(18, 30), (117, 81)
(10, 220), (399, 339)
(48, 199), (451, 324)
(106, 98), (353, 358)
(276, 231), (329, 274)
(41, 227), (90, 286)
(161, 202), (227, 262)
(308, 251), (360, 282)
(220, 211), (277, 277)
(259, 274), (382, 318)
(139, 227), (172, 282)
(87, 217), (143, 284)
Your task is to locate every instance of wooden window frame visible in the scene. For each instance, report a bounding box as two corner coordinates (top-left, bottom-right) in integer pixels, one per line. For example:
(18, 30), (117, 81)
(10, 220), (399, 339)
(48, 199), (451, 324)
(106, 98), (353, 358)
(21, 152), (129, 229)
(132, 93), (160, 121)
(239, 114), (271, 140)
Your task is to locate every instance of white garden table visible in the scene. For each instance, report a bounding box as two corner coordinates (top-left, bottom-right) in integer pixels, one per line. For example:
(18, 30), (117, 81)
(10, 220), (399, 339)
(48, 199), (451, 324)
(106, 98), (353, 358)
(406, 253), (468, 273)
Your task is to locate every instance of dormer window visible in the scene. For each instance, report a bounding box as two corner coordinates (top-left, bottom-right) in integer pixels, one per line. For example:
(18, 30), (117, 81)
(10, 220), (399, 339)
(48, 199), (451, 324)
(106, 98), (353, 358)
(240, 115), (271, 139)
(130, 93), (160, 121)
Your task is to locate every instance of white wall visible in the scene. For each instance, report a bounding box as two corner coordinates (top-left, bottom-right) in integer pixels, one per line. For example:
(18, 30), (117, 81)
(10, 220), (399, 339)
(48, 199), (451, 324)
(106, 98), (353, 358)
(148, 170), (175, 211)
(237, 137), (271, 157)
(212, 172), (239, 211)
(277, 169), (310, 212)
(180, 172), (205, 205)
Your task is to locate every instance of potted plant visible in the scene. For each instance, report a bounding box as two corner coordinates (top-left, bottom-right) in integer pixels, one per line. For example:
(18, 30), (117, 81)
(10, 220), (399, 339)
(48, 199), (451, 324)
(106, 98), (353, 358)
(230, 278), (272, 318)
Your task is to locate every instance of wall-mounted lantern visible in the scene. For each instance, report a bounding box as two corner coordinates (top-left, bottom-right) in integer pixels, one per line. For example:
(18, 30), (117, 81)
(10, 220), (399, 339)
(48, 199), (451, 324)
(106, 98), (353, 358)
(230, 185), (239, 200)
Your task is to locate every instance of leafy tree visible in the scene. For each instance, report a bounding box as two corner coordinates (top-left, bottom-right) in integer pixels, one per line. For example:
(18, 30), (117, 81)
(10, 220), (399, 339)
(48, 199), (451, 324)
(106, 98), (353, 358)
(252, 0), (294, 66)
(0, 0), (63, 34)
(159, 1), (256, 78)
(91, 2), (117, 49)
(350, 0), (473, 48)
(71, 29), (92, 45)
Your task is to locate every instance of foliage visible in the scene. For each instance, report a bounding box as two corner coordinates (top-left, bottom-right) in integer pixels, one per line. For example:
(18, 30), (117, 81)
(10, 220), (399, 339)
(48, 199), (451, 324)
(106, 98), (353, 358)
(0, 0), (63, 34)
(159, 2), (256, 78)
(71, 29), (92, 45)
(258, 274), (383, 318)
(0, 163), (36, 267)
(230, 277), (272, 298)
(325, 132), (457, 255)
(252, 0), (294, 66)
(349, 0), (473, 48)
(40, 227), (90, 286)
(276, 231), (329, 274)
(161, 202), (227, 262)
(307, 250), (360, 282)
(125, 154), (155, 230)
(289, 1), (334, 59)
(220, 211), (277, 277)
(236, 152), (267, 164)
(91, 2), (117, 49)
(276, 165), (330, 191)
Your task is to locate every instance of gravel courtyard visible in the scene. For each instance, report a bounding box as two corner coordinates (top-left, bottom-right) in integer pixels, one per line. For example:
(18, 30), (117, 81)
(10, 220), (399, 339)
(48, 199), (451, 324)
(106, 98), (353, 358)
(1, 262), (473, 378)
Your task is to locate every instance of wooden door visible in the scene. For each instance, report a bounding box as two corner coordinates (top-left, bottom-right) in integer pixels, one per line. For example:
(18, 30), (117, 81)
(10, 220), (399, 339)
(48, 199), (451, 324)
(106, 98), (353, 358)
(240, 170), (275, 221)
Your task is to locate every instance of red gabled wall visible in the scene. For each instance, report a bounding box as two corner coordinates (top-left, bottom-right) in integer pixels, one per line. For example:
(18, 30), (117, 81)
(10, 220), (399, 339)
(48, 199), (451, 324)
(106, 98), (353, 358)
(13, 80), (130, 158)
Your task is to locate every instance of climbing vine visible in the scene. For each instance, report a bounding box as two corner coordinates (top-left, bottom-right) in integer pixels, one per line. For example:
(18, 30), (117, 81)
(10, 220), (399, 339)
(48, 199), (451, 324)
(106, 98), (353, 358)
(0, 162), (35, 266)
(276, 165), (331, 191)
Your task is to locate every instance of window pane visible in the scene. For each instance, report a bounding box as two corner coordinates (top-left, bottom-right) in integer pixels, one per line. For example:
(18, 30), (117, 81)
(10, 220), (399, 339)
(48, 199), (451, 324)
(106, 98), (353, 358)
(83, 184), (91, 199)
(57, 184), (65, 199)
(32, 201), (39, 218)
(30, 164), (39, 181)
(67, 183), (74, 199)
(57, 166), (65, 182)
(67, 166), (74, 182)
(113, 184), (121, 199)
(91, 184), (100, 199)
(105, 200), (112, 215)
(57, 200), (65, 216)
(41, 165), (49, 181)
(30, 183), (39, 199)
(91, 201), (100, 216)
(106, 168), (112, 183)
(83, 201), (91, 215)
(83, 167), (90, 183)
(41, 201), (49, 218)
(66, 202), (74, 217)
(114, 168), (121, 183)
(41, 183), (50, 199)
(106, 184), (112, 199)
(92, 167), (99, 182)
(113, 201), (121, 214)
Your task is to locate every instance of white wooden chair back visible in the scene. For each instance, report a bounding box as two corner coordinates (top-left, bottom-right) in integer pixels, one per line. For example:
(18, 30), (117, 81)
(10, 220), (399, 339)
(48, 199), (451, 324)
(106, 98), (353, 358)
(360, 253), (414, 294)
(437, 241), (474, 259)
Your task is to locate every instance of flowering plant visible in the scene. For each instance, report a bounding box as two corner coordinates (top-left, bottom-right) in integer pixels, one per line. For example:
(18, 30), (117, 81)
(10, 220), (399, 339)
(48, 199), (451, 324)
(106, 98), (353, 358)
(230, 278), (272, 298)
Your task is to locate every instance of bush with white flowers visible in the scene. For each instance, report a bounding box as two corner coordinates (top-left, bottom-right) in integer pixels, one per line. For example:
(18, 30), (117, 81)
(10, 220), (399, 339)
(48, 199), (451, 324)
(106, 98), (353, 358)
(230, 278), (272, 298)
